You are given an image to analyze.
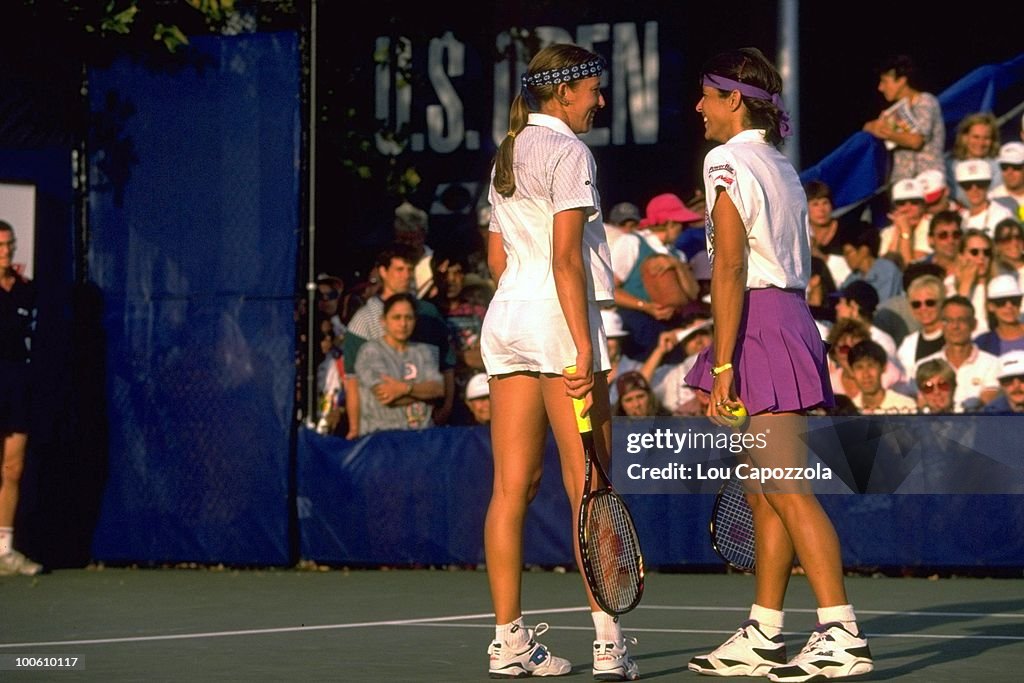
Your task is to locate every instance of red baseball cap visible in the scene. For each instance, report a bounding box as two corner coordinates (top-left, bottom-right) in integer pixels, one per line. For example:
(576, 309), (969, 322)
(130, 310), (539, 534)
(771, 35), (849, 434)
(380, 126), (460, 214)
(640, 193), (702, 227)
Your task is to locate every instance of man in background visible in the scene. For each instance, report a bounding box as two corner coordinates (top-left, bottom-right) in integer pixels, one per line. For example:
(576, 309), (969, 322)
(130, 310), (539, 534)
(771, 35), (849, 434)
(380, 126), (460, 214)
(0, 220), (42, 575)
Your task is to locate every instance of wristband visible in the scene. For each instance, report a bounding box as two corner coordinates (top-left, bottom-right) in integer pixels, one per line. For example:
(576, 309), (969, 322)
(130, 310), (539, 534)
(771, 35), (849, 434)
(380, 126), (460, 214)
(710, 362), (733, 377)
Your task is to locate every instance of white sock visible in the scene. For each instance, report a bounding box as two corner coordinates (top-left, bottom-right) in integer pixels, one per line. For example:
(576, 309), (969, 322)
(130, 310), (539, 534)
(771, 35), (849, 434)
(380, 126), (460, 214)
(497, 617), (529, 648)
(817, 604), (858, 634)
(0, 527), (12, 555)
(592, 610), (623, 643)
(749, 604), (784, 638)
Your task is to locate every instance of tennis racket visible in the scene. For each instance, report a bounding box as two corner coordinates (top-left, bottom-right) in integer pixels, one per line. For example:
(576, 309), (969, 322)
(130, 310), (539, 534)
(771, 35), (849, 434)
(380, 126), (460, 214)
(709, 476), (756, 573)
(569, 374), (644, 616)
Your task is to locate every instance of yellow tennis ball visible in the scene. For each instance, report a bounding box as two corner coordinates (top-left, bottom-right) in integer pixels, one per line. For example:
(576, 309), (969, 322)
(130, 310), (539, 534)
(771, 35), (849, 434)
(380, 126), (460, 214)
(721, 402), (748, 429)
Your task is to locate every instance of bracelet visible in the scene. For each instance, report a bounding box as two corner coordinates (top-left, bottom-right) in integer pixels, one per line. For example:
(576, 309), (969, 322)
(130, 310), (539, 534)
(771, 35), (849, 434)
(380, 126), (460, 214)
(637, 300), (645, 309)
(710, 362), (733, 377)
(405, 382), (413, 396)
(900, 232), (911, 239)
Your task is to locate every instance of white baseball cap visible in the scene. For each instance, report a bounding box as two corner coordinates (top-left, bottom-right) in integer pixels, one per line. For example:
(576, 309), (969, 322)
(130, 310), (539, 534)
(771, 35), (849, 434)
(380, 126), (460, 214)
(601, 308), (630, 338)
(998, 142), (1024, 166)
(915, 169), (947, 203)
(997, 350), (1024, 380)
(891, 178), (924, 202)
(988, 274), (1023, 299)
(465, 373), (490, 400)
(954, 159), (993, 183)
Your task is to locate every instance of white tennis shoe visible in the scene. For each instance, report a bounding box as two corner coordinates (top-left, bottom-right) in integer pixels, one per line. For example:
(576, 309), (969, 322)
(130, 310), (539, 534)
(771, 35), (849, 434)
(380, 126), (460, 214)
(767, 622), (873, 682)
(487, 622), (572, 678)
(593, 637), (640, 681)
(0, 550), (42, 576)
(688, 619), (787, 677)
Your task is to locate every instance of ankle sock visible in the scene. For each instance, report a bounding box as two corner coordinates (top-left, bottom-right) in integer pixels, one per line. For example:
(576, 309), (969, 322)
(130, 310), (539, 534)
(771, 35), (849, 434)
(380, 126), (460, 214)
(592, 610), (623, 643)
(817, 604), (858, 634)
(749, 604), (784, 638)
(497, 616), (529, 648)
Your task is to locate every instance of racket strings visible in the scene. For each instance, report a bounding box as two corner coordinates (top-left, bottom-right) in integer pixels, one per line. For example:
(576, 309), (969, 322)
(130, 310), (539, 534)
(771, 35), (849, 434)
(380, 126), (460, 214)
(585, 493), (643, 612)
(713, 480), (756, 571)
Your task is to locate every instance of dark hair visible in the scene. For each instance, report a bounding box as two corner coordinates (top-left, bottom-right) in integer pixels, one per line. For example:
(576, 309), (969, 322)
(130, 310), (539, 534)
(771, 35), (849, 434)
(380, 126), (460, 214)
(493, 43), (603, 198)
(0, 220), (13, 234)
(374, 242), (418, 271)
(804, 180), (833, 203)
(700, 47), (785, 146)
(941, 294), (975, 318)
(847, 339), (887, 368)
(381, 292), (417, 317)
(994, 218), (1024, 240)
(878, 55), (918, 88)
(929, 210), (962, 235)
(901, 261), (945, 291)
(842, 221), (881, 258)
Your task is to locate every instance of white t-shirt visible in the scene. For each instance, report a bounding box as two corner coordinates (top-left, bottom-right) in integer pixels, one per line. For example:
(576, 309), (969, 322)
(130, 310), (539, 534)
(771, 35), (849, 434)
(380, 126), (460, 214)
(702, 129), (812, 289)
(959, 201), (1015, 238)
(488, 113), (613, 304)
(852, 389), (918, 414)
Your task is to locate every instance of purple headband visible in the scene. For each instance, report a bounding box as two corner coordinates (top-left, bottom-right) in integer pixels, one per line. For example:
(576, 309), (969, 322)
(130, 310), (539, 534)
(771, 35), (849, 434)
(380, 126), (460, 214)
(703, 73), (792, 138)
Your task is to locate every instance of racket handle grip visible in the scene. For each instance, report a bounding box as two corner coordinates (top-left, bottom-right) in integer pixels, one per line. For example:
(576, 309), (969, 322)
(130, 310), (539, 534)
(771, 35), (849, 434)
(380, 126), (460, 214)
(565, 365), (593, 433)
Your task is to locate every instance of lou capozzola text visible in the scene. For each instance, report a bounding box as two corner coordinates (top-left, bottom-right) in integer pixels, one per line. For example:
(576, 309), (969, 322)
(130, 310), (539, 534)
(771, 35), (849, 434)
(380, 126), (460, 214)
(623, 427), (834, 482)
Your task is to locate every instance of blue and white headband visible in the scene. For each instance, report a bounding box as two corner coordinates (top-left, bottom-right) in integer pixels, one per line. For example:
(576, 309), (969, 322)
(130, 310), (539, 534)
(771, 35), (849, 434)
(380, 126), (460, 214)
(521, 57), (605, 89)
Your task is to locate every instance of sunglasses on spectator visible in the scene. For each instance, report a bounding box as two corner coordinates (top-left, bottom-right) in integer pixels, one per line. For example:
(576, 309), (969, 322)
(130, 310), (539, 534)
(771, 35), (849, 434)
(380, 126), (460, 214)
(996, 232), (1024, 242)
(991, 296), (1023, 308)
(967, 247), (992, 257)
(910, 298), (938, 309)
(959, 180), (991, 190)
(998, 374), (1024, 386)
(318, 290), (340, 301)
(893, 199), (923, 207)
(934, 229), (963, 240)
(1000, 164), (1024, 172)
(920, 379), (951, 394)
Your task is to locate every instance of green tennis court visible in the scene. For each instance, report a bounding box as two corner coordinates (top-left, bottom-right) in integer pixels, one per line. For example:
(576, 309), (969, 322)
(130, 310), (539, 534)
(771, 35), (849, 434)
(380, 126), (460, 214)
(3, 567), (1022, 681)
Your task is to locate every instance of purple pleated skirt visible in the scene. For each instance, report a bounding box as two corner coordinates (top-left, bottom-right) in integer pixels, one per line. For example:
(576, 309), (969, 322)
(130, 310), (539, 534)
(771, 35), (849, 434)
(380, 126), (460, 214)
(684, 287), (835, 416)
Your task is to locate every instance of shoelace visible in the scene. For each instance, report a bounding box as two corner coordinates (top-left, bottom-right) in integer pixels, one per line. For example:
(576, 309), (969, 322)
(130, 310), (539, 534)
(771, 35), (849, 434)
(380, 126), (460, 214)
(530, 622), (550, 639)
(790, 629), (834, 663)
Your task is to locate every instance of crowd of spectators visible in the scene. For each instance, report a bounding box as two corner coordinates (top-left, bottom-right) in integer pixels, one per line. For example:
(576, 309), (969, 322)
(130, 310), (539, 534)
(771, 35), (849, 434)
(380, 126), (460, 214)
(309, 56), (1024, 437)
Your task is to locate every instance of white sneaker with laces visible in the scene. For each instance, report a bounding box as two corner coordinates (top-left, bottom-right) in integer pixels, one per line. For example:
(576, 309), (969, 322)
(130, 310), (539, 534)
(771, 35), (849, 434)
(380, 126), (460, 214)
(487, 622), (572, 678)
(767, 622), (873, 682)
(593, 637), (640, 681)
(688, 619), (787, 677)
(0, 550), (42, 576)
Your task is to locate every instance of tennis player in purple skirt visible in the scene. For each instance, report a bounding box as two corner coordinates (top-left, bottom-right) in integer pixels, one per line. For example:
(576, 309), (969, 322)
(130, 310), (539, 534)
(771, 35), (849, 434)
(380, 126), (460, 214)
(684, 48), (874, 682)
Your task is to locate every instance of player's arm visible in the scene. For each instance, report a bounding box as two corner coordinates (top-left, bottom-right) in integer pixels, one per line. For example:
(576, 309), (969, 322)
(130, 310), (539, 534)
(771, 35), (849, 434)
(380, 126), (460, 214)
(552, 207), (594, 404)
(708, 190), (748, 423)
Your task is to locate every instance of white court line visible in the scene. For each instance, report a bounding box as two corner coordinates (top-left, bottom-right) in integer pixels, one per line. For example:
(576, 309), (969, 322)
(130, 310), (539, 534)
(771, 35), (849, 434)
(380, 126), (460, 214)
(2, 604), (1021, 649)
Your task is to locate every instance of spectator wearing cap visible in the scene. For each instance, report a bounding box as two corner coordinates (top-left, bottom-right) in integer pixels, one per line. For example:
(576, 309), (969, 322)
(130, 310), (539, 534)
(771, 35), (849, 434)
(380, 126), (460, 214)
(973, 274), (1024, 356)
(993, 218), (1024, 281)
(879, 178), (931, 267)
(847, 340), (917, 414)
(316, 273), (347, 339)
(839, 221), (904, 301)
(612, 371), (670, 417)
(915, 295), (1000, 411)
(462, 372), (492, 425)
(990, 142), (1024, 221)
(955, 159), (1014, 237)
(895, 273), (946, 374)
(983, 350), (1024, 414)
(604, 201), (642, 253)
(948, 112), (1003, 207)
(945, 228), (996, 335)
(602, 308), (642, 405)
(915, 168), (957, 218)
(645, 316), (714, 415)
(610, 192), (700, 360)
(914, 358), (958, 414)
